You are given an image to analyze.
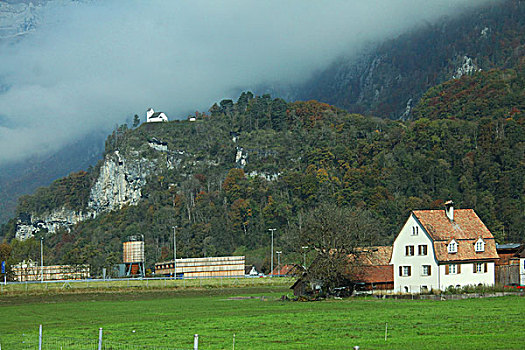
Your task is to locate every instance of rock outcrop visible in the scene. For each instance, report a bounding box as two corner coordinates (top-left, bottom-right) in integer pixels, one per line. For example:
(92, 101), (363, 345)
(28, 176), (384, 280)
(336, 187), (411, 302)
(15, 150), (160, 240)
(87, 150), (156, 213)
(15, 208), (94, 240)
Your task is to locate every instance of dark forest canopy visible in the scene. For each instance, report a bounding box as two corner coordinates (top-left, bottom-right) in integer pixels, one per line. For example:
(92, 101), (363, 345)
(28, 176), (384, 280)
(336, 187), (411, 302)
(1, 69), (524, 275)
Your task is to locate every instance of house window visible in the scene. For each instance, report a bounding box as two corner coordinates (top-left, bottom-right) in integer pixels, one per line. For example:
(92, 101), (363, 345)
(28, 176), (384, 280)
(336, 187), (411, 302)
(405, 245), (415, 256)
(399, 266), (411, 277)
(412, 226), (419, 235)
(475, 263), (483, 273)
(448, 241), (457, 253)
(422, 265), (431, 276)
(474, 262), (488, 273)
(418, 245), (428, 256)
(475, 239), (485, 252)
(445, 264), (460, 275)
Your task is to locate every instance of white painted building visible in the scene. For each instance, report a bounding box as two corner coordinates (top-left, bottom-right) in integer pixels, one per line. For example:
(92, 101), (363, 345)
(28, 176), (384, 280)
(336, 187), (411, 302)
(146, 108), (168, 123)
(391, 201), (499, 293)
(520, 251), (525, 286)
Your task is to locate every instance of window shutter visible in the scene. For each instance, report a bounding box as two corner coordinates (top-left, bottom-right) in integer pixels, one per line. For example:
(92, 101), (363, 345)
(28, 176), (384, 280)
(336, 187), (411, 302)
(445, 265), (449, 275)
(408, 266), (411, 276)
(458, 264), (461, 274)
(399, 266), (403, 276)
(418, 245), (422, 255)
(473, 263), (476, 273)
(428, 265), (431, 276)
(484, 263), (488, 273)
(405, 246), (408, 256)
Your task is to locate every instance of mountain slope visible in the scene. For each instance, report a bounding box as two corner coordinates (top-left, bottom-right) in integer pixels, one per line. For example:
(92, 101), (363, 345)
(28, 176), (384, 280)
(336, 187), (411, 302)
(287, 0), (525, 119)
(1, 86), (523, 275)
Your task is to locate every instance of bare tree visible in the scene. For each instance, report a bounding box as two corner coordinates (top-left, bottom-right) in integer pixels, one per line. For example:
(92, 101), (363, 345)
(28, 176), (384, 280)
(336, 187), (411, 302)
(289, 203), (382, 293)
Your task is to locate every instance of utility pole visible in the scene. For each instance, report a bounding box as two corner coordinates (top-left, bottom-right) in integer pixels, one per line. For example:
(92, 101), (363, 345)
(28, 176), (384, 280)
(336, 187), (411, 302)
(301, 246), (308, 269)
(268, 229), (276, 277)
(173, 226), (177, 279)
(276, 251), (282, 276)
(40, 237), (44, 282)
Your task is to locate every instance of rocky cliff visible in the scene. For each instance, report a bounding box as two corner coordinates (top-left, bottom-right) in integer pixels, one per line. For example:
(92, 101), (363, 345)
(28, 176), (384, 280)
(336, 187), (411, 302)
(14, 148), (163, 240)
(88, 150), (157, 213)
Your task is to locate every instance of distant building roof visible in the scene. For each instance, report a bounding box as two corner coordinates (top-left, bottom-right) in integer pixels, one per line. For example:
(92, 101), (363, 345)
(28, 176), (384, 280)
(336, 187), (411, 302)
(496, 243), (522, 250)
(413, 209), (498, 262)
(269, 264), (304, 276)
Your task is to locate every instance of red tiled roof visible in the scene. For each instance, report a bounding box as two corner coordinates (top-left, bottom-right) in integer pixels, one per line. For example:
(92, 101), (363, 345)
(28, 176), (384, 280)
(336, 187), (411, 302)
(354, 265), (393, 284)
(269, 264), (303, 276)
(350, 246), (393, 284)
(413, 209), (499, 262)
(354, 246), (393, 266)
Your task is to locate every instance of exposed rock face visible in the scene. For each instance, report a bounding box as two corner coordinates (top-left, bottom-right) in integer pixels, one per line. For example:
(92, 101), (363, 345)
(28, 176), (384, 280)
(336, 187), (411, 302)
(453, 56), (481, 79)
(15, 150), (159, 240)
(88, 150), (156, 213)
(148, 137), (168, 152)
(15, 208), (94, 240)
(235, 147), (248, 168)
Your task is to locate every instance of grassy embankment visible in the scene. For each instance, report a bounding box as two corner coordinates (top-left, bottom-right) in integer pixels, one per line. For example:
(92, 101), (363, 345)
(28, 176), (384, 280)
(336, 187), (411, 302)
(0, 282), (523, 349)
(0, 276), (292, 295)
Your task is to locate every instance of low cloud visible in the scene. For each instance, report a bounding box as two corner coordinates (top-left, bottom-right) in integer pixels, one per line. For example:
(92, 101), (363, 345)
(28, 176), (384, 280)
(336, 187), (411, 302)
(0, 0), (496, 164)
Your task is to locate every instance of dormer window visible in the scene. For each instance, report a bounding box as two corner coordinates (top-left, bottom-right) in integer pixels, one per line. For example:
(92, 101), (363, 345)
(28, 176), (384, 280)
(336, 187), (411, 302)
(412, 226), (419, 236)
(448, 240), (457, 254)
(475, 238), (485, 252)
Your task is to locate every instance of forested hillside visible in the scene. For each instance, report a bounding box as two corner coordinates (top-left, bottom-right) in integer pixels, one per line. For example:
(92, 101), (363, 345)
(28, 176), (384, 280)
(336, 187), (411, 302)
(1, 68), (523, 275)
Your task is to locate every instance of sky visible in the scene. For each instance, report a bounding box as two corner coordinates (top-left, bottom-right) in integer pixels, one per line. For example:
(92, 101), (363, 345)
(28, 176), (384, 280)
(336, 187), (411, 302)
(0, 0), (497, 165)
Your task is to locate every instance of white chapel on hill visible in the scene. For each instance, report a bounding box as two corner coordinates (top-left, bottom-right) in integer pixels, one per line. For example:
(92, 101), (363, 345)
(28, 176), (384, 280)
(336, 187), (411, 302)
(146, 108), (168, 123)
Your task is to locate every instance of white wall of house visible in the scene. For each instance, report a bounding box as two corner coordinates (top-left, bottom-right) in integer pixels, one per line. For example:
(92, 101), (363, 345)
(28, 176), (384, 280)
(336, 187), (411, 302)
(520, 258), (525, 286)
(391, 214), (439, 293)
(438, 262), (495, 290)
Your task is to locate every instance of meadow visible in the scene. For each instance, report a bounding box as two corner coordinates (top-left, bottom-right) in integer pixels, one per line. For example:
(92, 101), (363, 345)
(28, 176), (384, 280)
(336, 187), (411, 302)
(0, 282), (524, 349)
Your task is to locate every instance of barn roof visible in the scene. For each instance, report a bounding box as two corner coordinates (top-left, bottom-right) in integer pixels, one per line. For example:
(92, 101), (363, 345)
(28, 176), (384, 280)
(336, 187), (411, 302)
(354, 246), (392, 266)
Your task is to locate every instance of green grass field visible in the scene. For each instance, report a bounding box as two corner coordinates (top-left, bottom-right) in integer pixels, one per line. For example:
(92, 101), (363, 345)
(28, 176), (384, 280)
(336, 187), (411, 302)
(1, 284), (524, 349)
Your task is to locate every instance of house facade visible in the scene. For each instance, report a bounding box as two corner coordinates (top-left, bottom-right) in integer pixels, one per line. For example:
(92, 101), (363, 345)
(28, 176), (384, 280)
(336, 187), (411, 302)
(391, 202), (498, 293)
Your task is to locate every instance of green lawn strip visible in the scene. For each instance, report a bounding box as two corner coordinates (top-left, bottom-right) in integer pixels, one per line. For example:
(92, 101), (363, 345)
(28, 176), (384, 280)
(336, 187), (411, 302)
(0, 290), (523, 349)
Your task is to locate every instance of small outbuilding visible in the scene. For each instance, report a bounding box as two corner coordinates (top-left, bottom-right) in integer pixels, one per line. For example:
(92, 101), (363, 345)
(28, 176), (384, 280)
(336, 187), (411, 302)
(291, 246), (393, 296)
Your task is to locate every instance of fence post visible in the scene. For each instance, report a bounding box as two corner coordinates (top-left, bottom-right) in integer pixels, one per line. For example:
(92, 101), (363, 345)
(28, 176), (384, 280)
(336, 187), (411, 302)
(98, 327), (103, 350)
(194, 334), (199, 350)
(39, 324), (42, 350)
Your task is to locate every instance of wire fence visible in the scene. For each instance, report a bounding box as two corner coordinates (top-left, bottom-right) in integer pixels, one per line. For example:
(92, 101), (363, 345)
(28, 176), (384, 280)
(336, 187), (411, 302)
(0, 328), (193, 350)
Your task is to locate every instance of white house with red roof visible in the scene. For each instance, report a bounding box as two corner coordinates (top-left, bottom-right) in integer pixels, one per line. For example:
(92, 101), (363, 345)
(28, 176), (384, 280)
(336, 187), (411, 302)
(390, 201), (499, 293)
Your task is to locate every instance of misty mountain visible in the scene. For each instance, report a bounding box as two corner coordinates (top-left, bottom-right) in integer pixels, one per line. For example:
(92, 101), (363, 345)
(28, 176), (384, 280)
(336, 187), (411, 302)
(1, 0), (522, 227)
(278, 0), (524, 119)
(0, 131), (106, 223)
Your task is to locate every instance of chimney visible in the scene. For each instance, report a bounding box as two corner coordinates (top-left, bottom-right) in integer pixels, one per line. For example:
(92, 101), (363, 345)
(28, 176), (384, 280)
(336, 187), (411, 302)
(445, 200), (454, 221)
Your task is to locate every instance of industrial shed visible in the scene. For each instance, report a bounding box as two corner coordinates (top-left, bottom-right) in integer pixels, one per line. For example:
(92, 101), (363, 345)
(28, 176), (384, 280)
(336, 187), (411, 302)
(154, 256), (245, 278)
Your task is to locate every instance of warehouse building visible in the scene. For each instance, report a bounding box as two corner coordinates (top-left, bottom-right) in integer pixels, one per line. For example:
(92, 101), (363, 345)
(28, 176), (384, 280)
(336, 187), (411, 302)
(154, 256), (245, 278)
